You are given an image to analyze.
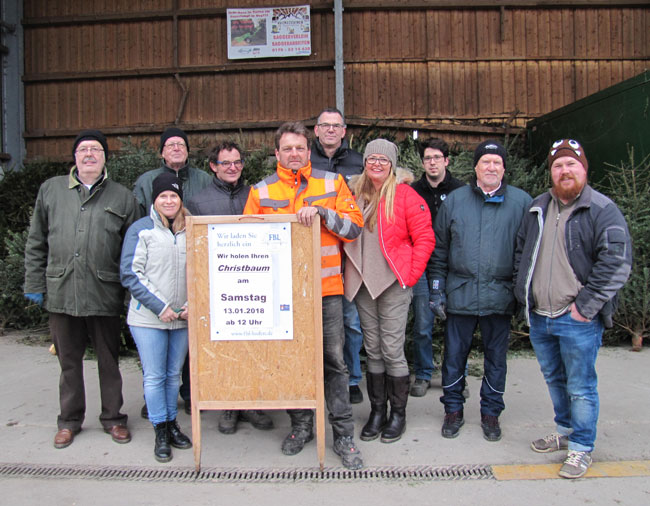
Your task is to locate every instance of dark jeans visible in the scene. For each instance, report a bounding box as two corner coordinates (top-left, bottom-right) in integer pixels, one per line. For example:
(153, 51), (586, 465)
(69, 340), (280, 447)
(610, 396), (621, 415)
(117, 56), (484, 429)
(49, 313), (127, 431)
(179, 354), (191, 402)
(410, 273), (436, 380)
(288, 295), (354, 437)
(441, 313), (511, 417)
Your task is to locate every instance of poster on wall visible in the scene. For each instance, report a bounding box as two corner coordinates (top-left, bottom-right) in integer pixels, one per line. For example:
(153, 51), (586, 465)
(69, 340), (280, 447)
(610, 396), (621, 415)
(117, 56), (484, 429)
(207, 222), (293, 341)
(227, 5), (311, 60)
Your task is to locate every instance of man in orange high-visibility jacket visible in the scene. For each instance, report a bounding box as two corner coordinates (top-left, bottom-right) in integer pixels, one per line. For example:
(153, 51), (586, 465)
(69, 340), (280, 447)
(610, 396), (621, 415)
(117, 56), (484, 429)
(244, 121), (364, 470)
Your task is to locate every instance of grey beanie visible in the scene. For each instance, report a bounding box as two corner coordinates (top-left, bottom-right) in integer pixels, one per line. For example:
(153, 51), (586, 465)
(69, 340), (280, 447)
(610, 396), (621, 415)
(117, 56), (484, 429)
(363, 139), (398, 171)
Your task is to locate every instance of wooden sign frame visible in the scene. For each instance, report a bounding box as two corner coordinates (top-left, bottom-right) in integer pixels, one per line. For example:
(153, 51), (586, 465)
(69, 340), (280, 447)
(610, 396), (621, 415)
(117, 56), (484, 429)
(185, 214), (325, 471)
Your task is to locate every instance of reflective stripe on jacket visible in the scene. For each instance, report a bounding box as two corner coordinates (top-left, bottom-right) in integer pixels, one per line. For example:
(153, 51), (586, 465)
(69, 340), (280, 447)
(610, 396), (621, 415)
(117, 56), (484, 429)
(243, 162), (363, 297)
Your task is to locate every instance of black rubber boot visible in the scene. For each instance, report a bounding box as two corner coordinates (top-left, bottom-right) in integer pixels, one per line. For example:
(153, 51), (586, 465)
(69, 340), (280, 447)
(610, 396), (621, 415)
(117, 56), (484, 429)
(381, 375), (410, 443)
(360, 372), (387, 441)
(282, 409), (314, 456)
(167, 419), (192, 449)
(154, 422), (172, 463)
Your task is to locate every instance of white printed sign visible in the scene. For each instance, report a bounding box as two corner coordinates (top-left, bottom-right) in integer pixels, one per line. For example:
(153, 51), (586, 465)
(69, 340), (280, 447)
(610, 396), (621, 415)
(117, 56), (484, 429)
(208, 222), (293, 340)
(227, 5), (311, 60)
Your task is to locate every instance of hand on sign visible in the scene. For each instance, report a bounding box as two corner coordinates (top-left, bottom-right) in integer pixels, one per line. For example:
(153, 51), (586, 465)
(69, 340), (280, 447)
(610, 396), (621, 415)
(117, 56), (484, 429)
(296, 206), (319, 227)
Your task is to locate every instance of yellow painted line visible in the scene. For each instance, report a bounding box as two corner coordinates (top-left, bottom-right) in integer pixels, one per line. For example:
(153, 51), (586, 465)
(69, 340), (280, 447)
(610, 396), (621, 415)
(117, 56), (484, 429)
(492, 460), (650, 481)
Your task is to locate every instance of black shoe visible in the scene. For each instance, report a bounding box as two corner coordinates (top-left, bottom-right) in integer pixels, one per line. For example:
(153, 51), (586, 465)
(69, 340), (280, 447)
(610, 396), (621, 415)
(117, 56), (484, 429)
(380, 375), (409, 443)
(239, 410), (274, 430)
(481, 413), (502, 442)
(184, 399), (191, 415)
(167, 419), (192, 449)
(349, 385), (364, 404)
(141, 403), (148, 420)
(154, 423), (172, 463)
(218, 410), (239, 434)
(441, 410), (464, 439)
(409, 379), (430, 397)
(281, 429), (314, 456)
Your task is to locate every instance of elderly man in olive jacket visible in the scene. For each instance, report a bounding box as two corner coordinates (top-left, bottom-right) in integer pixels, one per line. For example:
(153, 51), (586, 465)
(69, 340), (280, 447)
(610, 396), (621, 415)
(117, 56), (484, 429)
(24, 130), (138, 450)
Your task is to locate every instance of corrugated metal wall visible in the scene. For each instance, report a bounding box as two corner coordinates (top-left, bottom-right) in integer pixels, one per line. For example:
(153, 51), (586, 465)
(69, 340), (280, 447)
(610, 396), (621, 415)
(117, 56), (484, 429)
(22, 1), (650, 159)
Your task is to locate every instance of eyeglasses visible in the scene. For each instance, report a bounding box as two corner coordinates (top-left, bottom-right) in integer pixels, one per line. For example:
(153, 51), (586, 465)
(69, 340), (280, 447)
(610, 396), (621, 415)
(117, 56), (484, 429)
(215, 160), (243, 169)
(317, 123), (345, 130)
(164, 142), (187, 150)
(423, 155), (445, 163)
(75, 147), (104, 155)
(366, 156), (391, 167)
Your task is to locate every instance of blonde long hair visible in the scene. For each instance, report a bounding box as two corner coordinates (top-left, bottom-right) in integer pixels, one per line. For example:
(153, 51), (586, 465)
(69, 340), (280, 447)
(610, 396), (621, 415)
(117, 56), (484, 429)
(352, 170), (397, 232)
(155, 203), (189, 234)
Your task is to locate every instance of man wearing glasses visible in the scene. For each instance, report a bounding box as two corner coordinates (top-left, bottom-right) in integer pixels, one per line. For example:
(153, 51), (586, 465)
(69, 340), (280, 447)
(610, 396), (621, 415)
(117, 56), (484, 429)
(311, 108), (366, 405)
(24, 130), (138, 449)
(186, 140), (274, 435)
(133, 127), (212, 218)
(409, 139), (464, 398)
(133, 127), (211, 418)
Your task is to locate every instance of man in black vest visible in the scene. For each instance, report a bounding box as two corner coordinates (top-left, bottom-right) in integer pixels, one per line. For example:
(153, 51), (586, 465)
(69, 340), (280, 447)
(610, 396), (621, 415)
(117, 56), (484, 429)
(409, 138), (464, 397)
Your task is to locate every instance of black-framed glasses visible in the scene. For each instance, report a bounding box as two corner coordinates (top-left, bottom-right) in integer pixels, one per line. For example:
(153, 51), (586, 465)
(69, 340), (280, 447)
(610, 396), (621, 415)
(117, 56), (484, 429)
(215, 160), (244, 169)
(423, 155), (445, 163)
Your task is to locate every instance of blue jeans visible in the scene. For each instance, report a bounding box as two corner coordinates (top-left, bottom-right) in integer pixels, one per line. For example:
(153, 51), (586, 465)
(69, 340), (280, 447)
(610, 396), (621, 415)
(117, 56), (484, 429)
(130, 326), (189, 426)
(441, 314), (510, 416)
(410, 273), (435, 380)
(529, 312), (603, 452)
(342, 297), (363, 386)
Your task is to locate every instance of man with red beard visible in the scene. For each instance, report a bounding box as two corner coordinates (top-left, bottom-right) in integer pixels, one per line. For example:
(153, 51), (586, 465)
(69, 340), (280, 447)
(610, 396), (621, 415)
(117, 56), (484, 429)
(514, 139), (632, 479)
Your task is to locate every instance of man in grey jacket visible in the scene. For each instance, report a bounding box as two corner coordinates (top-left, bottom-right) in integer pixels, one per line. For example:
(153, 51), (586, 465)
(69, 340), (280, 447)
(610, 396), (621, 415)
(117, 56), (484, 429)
(514, 139), (632, 479)
(428, 140), (531, 443)
(24, 130), (138, 449)
(186, 140), (273, 435)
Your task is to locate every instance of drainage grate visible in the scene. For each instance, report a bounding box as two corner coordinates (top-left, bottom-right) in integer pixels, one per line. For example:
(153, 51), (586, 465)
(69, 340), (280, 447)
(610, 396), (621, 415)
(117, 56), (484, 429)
(0, 462), (493, 483)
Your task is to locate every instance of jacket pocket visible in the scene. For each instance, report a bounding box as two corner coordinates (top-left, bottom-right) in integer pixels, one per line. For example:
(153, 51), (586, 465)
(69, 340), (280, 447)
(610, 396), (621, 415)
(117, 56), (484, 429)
(97, 269), (121, 283)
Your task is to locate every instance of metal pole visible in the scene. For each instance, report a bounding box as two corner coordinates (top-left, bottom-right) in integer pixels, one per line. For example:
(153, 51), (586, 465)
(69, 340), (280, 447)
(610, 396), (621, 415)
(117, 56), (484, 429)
(333, 0), (344, 116)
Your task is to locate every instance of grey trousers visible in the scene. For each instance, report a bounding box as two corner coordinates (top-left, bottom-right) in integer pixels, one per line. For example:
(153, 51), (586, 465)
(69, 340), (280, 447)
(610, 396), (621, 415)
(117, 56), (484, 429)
(355, 281), (412, 377)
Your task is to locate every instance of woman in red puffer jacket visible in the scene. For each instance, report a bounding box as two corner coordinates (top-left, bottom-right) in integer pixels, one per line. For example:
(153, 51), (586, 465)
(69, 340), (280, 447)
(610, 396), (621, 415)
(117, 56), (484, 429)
(344, 139), (435, 445)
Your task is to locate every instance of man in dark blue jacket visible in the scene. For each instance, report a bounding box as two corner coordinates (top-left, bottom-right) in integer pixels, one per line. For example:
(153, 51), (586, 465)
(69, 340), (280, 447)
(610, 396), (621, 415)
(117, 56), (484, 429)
(311, 107), (365, 405)
(428, 140), (531, 442)
(514, 139), (631, 479)
(409, 138), (464, 397)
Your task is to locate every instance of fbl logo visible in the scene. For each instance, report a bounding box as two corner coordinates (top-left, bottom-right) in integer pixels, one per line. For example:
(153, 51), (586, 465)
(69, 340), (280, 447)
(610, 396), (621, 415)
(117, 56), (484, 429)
(268, 233), (281, 241)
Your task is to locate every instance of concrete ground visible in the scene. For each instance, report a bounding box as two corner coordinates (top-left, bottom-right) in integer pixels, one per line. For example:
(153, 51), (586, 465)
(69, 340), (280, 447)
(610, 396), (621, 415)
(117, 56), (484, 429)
(1, 330), (649, 505)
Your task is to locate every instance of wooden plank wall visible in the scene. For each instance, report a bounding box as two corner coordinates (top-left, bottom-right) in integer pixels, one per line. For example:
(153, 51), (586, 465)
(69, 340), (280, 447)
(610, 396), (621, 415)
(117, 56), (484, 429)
(22, 1), (650, 159)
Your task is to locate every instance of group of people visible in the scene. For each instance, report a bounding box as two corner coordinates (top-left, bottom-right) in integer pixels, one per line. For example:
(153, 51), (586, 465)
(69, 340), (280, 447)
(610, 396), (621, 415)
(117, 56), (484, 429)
(24, 107), (632, 479)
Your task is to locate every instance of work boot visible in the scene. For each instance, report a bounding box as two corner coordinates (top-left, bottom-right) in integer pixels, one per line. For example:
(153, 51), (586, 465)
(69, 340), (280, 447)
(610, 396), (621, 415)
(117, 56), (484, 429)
(154, 422), (172, 463)
(481, 413), (502, 442)
(167, 419), (192, 449)
(360, 372), (387, 441)
(441, 410), (464, 439)
(381, 374), (409, 443)
(281, 428), (314, 456)
(239, 410), (274, 430)
(333, 435), (364, 470)
(218, 410), (239, 434)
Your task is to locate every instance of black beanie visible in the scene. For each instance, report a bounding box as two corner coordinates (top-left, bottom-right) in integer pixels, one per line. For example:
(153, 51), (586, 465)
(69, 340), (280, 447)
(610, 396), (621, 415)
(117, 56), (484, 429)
(152, 172), (183, 203)
(473, 140), (507, 170)
(160, 127), (189, 153)
(72, 129), (108, 157)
